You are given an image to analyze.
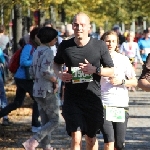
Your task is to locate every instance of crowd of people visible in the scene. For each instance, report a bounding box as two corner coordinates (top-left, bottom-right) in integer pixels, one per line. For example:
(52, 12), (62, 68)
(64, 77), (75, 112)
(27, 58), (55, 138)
(0, 12), (150, 150)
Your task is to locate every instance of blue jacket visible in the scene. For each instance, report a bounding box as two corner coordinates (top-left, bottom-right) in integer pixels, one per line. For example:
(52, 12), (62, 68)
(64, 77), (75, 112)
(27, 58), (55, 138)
(0, 49), (5, 79)
(138, 38), (150, 62)
(0, 49), (5, 64)
(15, 44), (34, 79)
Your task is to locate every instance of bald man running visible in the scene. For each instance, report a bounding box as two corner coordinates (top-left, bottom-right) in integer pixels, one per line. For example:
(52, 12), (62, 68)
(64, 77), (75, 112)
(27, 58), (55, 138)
(54, 12), (114, 150)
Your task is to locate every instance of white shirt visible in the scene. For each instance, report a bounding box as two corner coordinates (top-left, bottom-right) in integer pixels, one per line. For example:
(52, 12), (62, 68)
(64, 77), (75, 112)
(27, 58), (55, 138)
(101, 53), (136, 107)
(50, 45), (57, 56)
(120, 41), (142, 62)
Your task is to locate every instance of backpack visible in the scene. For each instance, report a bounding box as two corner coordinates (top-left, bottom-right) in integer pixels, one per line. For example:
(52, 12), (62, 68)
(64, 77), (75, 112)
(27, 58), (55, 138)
(8, 48), (23, 73)
(8, 44), (34, 74)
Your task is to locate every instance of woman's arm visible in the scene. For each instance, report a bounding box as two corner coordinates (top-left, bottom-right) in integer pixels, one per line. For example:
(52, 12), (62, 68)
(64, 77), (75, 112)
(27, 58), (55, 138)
(109, 76), (137, 87)
(138, 79), (150, 92)
(138, 54), (150, 91)
(20, 44), (33, 67)
(40, 50), (57, 83)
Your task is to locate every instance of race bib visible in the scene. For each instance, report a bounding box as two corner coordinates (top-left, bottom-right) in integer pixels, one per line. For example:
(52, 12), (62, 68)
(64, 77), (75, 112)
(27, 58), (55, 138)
(106, 106), (125, 122)
(71, 67), (93, 84)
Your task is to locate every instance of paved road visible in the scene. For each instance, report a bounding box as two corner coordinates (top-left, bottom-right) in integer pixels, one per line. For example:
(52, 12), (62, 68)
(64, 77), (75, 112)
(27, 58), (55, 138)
(50, 92), (150, 150)
(4, 91), (150, 150)
(125, 93), (150, 150)
(47, 93), (150, 150)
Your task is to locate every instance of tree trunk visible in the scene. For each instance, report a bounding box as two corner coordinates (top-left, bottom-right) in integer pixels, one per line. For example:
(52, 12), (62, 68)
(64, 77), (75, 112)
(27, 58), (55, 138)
(13, 4), (22, 53)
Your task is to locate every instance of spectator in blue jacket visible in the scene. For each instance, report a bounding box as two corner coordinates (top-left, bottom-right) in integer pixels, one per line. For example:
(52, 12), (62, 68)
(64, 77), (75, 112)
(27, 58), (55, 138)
(0, 48), (9, 125)
(0, 27), (41, 132)
(138, 29), (150, 64)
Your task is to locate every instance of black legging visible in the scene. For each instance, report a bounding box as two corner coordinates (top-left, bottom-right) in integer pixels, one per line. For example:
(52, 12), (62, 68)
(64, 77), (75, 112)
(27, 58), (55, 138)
(0, 78), (41, 127)
(100, 108), (129, 150)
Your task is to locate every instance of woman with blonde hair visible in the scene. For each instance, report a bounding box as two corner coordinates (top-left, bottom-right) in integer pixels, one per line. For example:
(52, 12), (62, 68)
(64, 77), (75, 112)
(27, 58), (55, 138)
(120, 31), (143, 68)
(100, 31), (137, 150)
(120, 31), (143, 91)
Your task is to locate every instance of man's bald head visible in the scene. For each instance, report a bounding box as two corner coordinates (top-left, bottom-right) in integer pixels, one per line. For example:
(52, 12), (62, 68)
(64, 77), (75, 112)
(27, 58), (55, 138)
(73, 12), (90, 24)
(72, 12), (91, 40)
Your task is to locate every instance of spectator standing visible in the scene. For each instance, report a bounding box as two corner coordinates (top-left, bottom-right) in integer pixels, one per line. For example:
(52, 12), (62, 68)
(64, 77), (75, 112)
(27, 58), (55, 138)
(0, 27), (41, 132)
(0, 25), (11, 79)
(23, 25), (36, 44)
(54, 12), (114, 150)
(23, 27), (59, 150)
(123, 30), (129, 40)
(0, 48), (9, 125)
(97, 27), (104, 40)
(59, 24), (66, 39)
(65, 24), (74, 39)
(147, 26), (150, 38)
(113, 26), (125, 46)
(138, 29), (150, 64)
(100, 31), (137, 150)
(134, 32), (142, 43)
(88, 25), (98, 39)
(120, 31), (143, 91)
(0, 25), (10, 54)
(120, 31), (143, 69)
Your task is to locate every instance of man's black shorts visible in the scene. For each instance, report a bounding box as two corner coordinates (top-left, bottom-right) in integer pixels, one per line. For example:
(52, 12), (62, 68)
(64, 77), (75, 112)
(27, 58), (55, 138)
(62, 98), (103, 138)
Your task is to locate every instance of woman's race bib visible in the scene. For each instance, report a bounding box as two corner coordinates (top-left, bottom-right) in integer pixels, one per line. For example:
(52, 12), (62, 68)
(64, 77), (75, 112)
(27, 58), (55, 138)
(106, 106), (125, 122)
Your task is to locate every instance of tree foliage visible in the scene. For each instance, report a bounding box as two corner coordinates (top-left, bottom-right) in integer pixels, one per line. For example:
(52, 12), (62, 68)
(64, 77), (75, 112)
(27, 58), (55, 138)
(1, 0), (150, 29)
(61, 0), (150, 27)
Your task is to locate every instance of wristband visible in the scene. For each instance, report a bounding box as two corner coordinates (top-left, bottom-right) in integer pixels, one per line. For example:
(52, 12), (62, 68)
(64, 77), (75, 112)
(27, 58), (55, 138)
(121, 79), (125, 85)
(96, 67), (101, 74)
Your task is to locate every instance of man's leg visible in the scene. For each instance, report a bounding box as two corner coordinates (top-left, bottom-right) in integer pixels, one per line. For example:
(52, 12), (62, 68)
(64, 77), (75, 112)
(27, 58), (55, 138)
(85, 136), (98, 150)
(85, 135), (114, 150)
(71, 131), (82, 150)
(104, 142), (114, 150)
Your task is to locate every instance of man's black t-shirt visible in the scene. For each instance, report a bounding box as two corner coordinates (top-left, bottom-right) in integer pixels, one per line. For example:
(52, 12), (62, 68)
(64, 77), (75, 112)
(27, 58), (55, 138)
(54, 37), (114, 102)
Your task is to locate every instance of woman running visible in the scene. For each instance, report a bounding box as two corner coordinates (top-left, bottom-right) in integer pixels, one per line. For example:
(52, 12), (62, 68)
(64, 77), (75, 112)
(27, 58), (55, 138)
(100, 31), (137, 150)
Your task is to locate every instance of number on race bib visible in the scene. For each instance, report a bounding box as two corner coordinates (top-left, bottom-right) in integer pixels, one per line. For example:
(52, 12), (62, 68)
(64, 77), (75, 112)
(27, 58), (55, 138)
(71, 67), (93, 84)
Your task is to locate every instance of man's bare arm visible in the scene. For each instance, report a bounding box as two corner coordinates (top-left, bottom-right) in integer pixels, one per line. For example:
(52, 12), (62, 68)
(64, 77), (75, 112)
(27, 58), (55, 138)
(53, 62), (72, 82)
(79, 59), (114, 78)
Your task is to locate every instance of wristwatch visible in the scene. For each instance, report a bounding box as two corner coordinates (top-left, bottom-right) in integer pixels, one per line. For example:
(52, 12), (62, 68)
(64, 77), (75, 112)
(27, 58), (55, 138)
(121, 79), (125, 85)
(96, 67), (101, 74)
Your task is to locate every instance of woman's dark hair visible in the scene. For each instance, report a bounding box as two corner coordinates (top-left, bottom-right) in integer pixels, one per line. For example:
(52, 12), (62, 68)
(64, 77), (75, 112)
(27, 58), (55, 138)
(30, 27), (40, 40)
(19, 38), (26, 48)
(37, 27), (58, 44)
